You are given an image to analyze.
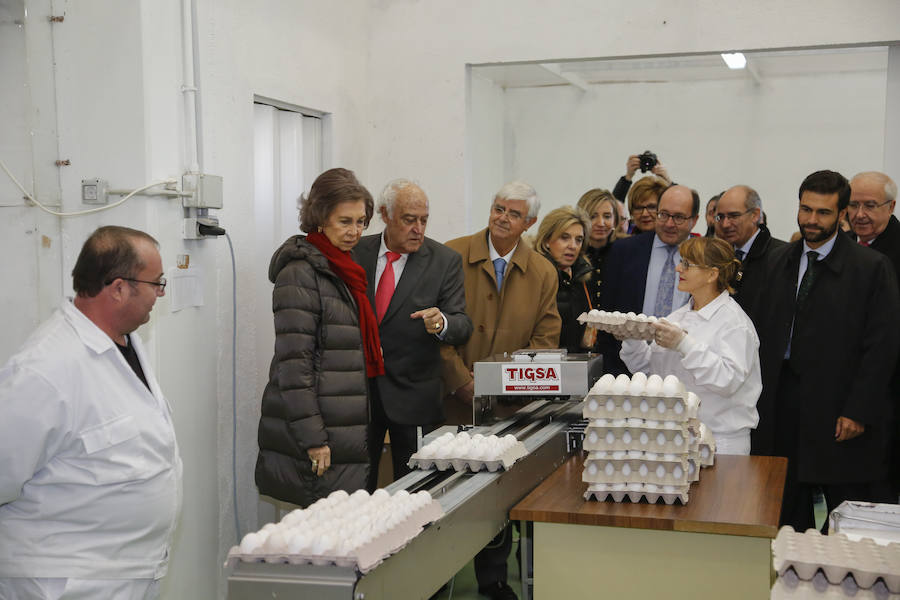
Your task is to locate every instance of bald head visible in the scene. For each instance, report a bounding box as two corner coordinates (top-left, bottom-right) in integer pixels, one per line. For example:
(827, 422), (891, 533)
(850, 171), (897, 243)
(715, 185), (762, 248)
(655, 185), (699, 246)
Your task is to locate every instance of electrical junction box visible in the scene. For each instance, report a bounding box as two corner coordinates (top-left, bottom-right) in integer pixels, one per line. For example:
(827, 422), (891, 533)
(81, 178), (109, 205)
(182, 173), (223, 209)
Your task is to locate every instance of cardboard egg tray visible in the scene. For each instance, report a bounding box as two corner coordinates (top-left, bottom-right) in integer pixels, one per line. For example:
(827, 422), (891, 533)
(583, 454), (693, 486)
(584, 482), (690, 505)
(583, 392), (699, 422)
(407, 442), (528, 473)
(577, 310), (657, 341)
(772, 526), (900, 593)
(771, 568), (900, 599)
(226, 498), (444, 574)
(583, 421), (697, 454)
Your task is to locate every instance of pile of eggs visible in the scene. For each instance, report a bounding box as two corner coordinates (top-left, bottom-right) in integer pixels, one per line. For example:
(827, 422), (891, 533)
(581, 372), (714, 504)
(578, 309), (658, 341)
(228, 488), (443, 573)
(409, 431), (528, 472)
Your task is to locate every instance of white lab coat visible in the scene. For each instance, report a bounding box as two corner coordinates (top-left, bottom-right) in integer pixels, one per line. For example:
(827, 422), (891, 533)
(0, 301), (182, 583)
(620, 291), (761, 454)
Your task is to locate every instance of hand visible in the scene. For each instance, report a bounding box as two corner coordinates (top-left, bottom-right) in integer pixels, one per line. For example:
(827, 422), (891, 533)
(410, 307), (444, 335)
(651, 163), (671, 183)
(625, 155), (640, 180)
(455, 380), (475, 406)
(835, 416), (864, 442)
(307, 445), (331, 477)
(651, 319), (686, 349)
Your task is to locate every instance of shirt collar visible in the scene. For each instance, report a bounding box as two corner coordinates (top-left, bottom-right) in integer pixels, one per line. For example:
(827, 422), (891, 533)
(379, 232), (409, 259)
(691, 290), (731, 321)
(63, 299), (117, 355)
(737, 227), (761, 257)
(651, 233), (680, 251)
(488, 234), (517, 263)
(802, 230), (838, 260)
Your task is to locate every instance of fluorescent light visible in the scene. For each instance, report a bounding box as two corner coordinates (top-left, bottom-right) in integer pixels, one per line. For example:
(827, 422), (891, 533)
(721, 52), (747, 69)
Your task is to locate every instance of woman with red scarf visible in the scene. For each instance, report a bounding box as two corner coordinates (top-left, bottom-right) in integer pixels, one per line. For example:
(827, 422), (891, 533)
(256, 168), (383, 507)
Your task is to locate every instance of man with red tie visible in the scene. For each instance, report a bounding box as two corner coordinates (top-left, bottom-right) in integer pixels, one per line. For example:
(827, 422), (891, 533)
(353, 179), (472, 491)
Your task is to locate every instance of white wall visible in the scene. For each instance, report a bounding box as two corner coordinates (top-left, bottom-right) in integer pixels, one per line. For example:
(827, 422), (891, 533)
(495, 70), (886, 241)
(365, 0), (900, 243)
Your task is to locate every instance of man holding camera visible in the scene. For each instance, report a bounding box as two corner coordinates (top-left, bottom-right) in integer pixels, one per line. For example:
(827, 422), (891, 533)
(611, 151), (672, 203)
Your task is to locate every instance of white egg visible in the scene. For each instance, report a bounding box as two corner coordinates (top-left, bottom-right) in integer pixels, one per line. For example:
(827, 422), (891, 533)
(661, 375), (680, 397)
(261, 523), (279, 534)
(502, 434), (517, 447)
(646, 374), (663, 396)
(628, 377), (644, 396)
(287, 532), (311, 555)
(239, 532), (265, 554)
(612, 377), (629, 396)
(264, 531), (289, 554)
(635, 314), (648, 323)
(597, 373), (616, 393)
(328, 490), (350, 503)
(648, 316), (658, 323)
(588, 308), (601, 319)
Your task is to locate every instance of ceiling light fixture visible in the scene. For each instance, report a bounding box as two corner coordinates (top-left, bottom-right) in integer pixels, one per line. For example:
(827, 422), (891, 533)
(721, 52), (747, 69)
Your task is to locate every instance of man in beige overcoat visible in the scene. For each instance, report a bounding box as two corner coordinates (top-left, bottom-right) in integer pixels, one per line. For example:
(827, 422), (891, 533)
(440, 180), (560, 600)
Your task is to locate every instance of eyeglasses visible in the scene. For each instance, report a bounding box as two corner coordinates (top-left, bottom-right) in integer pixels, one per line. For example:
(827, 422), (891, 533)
(491, 203), (526, 222)
(656, 211), (691, 226)
(847, 199), (892, 212)
(632, 204), (658, 215)
(107, 277), (167, 290)
(714, 208), (755, 223)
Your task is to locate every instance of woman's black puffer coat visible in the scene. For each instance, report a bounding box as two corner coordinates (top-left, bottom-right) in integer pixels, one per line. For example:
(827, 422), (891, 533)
(255, 235), (369, 507)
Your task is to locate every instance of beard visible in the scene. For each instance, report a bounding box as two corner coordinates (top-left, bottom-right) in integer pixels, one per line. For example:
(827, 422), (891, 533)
(800, 219), (838, 244)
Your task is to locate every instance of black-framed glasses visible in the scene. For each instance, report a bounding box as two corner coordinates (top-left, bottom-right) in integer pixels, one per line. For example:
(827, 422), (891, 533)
(656, 211), (691, 225)
(107, 277), (167, 290)
(714, 208), (755, 223)
(632, 204), (658, 215)
(848, 198), (892, 212)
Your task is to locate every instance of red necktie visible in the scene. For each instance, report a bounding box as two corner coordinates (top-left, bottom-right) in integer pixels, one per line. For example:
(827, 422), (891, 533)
(858, 239), (870, 246)
(375, 251), (401, 322)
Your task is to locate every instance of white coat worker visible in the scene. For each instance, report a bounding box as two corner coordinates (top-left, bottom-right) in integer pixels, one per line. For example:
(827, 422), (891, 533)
(0, 226), (182, 600)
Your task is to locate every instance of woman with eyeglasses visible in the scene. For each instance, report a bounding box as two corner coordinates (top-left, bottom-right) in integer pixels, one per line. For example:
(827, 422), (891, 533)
(625, 175), (668, 234)
(256, 168), (383, 508)
(534, 206), (600, 353)
(619, 236), (761, 454)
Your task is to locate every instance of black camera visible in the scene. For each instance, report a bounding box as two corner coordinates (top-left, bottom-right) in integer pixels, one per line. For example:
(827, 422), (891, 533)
(638, 150), (658, 173)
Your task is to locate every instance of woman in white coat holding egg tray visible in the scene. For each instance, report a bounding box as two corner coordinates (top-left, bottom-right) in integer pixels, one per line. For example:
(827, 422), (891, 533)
(619, 236), (761, 454)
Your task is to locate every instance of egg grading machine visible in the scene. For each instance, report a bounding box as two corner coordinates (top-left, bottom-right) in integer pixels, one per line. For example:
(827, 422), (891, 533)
(226, 351), (602, 600)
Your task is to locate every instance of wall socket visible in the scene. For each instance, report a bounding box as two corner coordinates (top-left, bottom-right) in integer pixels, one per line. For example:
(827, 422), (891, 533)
(81, 178), (109, 205)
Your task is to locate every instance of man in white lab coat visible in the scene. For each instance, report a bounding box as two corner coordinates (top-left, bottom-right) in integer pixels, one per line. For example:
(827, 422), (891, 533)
(0, 226), (182, 600)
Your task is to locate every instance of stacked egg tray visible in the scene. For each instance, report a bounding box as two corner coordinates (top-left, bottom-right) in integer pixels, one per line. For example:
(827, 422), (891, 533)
(771, 526), (900, 598)
(577, 309), (659, 341)
(408, 431), (528, 472)
(226, 489), (444, 574)
(581, 372), (715, 505)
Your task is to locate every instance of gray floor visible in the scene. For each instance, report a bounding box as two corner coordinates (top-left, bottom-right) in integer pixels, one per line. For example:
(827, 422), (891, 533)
(430, 548), (523, 600)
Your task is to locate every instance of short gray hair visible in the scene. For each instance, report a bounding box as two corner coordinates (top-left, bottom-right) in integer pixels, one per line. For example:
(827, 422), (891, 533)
(377, 178), (424, 218)
(494, 180), (540, 218)
(742, 185), (762, 211)
(852, 171), (898, 203)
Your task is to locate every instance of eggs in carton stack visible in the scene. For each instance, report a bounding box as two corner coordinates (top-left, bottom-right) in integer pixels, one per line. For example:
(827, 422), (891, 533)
(408, 431), (528, 472)
(582, 372), (716, 504)
(578, 309), (658, 341)
(226, 488), (444, 573)
(771, 526), (900, 598)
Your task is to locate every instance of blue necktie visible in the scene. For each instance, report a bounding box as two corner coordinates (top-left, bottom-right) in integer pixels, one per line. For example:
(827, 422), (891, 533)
(493, 258), (507, 291)
(735, 249), (745, 262)
(654, 245), (677, 317)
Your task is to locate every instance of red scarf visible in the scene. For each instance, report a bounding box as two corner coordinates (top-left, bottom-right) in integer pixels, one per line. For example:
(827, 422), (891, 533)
(306, 232), (385, 377)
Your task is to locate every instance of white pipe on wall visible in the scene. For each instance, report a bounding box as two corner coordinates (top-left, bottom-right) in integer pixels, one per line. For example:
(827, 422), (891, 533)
(181, 0), (199, 174)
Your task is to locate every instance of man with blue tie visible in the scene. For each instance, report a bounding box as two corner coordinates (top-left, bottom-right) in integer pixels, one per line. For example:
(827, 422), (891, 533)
(754, 170), (900, 530)
(441, 180), (560, 600)
(599, 184), (700, 374)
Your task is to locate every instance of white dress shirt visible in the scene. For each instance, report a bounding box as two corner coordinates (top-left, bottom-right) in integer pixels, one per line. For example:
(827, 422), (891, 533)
(0, 301), (182, 584)
(376, 234), (447, 338)
(620, 291), (761, 454)
(642, 234), (690, 317)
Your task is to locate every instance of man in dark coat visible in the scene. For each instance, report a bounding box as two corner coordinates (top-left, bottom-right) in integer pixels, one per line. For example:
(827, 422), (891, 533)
(714, 185), (787, 342)
(354, 180), (472, 490)
(849, 171), (900, 498)
(755, 170), (900, 531)
(599, 185), (699, 374)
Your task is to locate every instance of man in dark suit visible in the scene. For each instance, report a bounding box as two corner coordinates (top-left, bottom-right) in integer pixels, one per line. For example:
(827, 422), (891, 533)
(353, 179), (472, 490)
(714, 185), (786, 336)
(849, 171), (900, 499)
(755, 170), (900, 531)
(599, 184), (699, 374)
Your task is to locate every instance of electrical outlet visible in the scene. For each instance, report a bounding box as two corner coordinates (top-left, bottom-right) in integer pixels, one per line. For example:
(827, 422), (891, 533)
(81, 178), (109, 205)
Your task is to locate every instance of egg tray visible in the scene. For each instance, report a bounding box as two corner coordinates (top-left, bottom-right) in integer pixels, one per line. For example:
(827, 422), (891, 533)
(583, 421), (698, 455)
(772, 569), (900, 599)
(582, 454), (697, 486)
(577, 310), (657, 341)
(583, 392), (699, 423)
(226, 499), (444, 574)
(584, 482), (690, 505)
(408, 443), (528, 473)
(698, 443), (715, 467)
(772, 526), (900, 593)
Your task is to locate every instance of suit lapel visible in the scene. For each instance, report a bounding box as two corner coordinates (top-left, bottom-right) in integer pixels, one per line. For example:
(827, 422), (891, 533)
(356, 235), (379, 308)
(383, 241), (431, 324)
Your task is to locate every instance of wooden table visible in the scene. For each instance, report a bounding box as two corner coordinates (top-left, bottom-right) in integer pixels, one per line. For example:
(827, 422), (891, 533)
(510, 454), (787, 599)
